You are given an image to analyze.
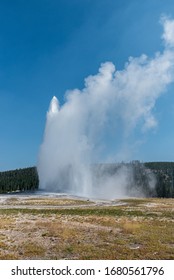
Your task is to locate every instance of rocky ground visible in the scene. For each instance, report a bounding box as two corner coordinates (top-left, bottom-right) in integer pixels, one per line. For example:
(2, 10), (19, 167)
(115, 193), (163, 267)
(0, 193), (173, 259)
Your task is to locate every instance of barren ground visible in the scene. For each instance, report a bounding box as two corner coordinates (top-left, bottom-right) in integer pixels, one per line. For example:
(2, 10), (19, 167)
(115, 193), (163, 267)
(0, 193), (173, 259)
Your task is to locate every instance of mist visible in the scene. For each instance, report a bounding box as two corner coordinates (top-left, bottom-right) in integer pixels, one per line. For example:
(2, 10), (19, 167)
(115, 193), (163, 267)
(38, 17), (174, 199)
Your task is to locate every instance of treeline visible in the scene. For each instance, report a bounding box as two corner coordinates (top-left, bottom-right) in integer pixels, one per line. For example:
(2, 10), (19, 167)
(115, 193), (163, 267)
(125, 161), (174, 198)
(0, 162), (174, 197)
(0, 167), (39, 194)
(92, 161), (174, 198)
(145, 162), (174, 198)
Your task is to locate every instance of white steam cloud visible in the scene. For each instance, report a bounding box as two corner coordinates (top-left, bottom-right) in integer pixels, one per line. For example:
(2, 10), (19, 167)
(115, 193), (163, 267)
(38, 17), (174, 199)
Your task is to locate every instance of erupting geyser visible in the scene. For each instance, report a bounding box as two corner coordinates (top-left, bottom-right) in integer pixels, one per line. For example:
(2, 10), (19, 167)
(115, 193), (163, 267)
(38, 17), (174, 199)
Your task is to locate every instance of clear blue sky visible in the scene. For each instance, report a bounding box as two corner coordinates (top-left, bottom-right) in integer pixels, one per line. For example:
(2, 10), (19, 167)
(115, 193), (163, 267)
(1, 0), (174, 171)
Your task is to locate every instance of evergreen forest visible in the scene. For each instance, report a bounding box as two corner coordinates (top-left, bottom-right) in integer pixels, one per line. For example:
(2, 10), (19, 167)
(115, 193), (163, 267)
(0, 167), (38, 193)
(0, 162), (174, 197)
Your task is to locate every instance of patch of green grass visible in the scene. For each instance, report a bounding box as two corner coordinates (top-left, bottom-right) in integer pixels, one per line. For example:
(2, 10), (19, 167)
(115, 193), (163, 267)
(0, 207), (161, 218)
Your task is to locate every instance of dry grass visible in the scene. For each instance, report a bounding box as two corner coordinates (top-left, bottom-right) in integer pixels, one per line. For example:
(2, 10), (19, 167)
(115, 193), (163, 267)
(0, 196), (173, 259)
(120, 220), (142, 234)
(4, 197), (93, 207)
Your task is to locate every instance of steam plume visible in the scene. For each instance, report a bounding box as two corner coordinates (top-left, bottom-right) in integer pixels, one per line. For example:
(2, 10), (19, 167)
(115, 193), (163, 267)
(38, 17), (174, 198)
